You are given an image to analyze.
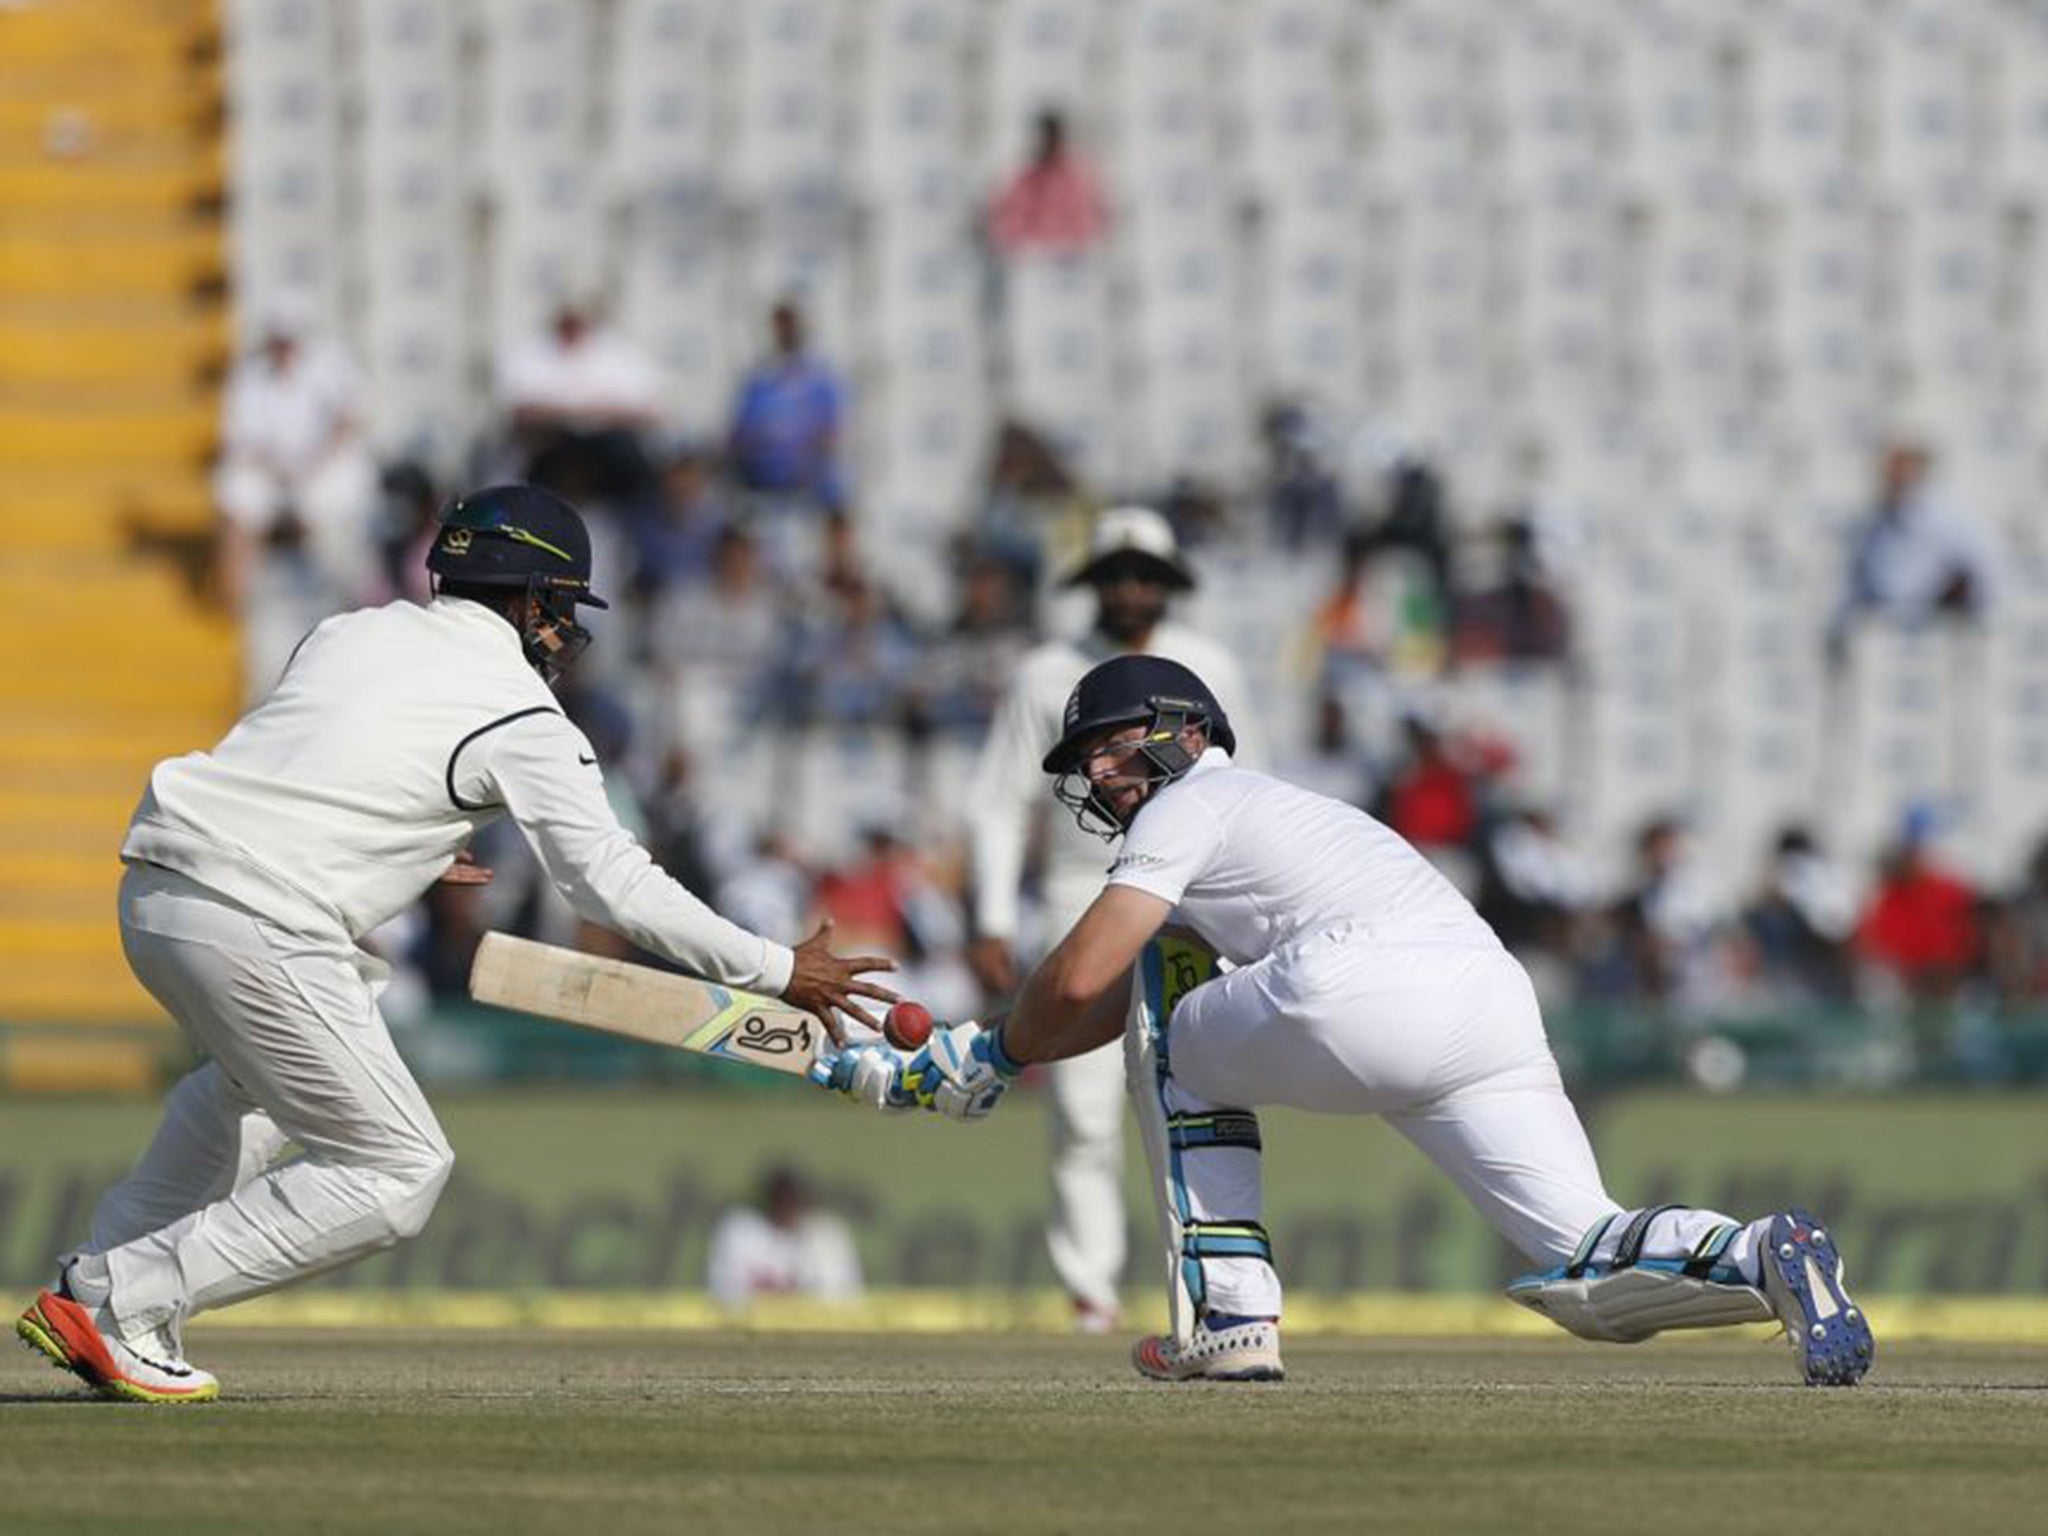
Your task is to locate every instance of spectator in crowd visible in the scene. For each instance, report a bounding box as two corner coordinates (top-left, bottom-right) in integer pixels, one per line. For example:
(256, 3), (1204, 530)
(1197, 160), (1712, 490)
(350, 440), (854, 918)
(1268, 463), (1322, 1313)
(639, 747), (723, 916)
(1310, 521), (1451, 712)
(628, 444), (728, 603)
(815, 817), (973, 1016)
(1856, 813), (1984, 1009)
(1275, 694), (1373, 808)
(212, 304), (380, 692)
(1605, 817), (1740, 1014)
(727, 300), (847, 525)
(370, 460), (442, 607)
(783, 571), (922, 728)
(1988, 834), (2048, 1005)
(705, 1165), (863, 1314)
(1260, 398), (1346, 551)
(716, 832), (814, 949)
(1830, 441), (2000, 653)
(1477, 804), (1598, 965)
(913, 547), (1036, 735)
(1454, 516), (1572, 665)
(1741, 826), (1858, 1004)
(647, 523), (788, 740)
(1310, 530), (1383, 684)
(986, 109), (1108, 260)
(1364, 455), (1455, 624)
(496, 299), (664, 504)
(982, 418), (1087, 579)
(1373, 714), (1485, 886)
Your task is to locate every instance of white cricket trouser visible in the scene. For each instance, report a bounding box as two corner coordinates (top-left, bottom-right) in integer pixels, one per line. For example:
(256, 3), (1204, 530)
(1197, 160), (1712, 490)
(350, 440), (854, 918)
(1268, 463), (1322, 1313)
(93, 865), (454, 1337)
(1160, 927), (1623, 1319)
(1040, 875), (1126, 1313)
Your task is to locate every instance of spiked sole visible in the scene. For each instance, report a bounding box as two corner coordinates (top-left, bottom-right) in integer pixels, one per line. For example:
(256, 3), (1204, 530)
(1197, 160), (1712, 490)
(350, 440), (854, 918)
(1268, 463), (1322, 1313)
(1762, 1211), (1875, 1387)
(16, 1302), (75, 1373)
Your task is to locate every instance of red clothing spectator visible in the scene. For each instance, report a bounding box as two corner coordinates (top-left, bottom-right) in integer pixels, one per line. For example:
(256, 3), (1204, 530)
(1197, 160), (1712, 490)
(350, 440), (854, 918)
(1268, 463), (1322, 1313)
(987, 111), (1108, 258)
(1385, 756), (1478, 848)
(1857, 847), (1981, 988)
(1378, 718), (1480, 849)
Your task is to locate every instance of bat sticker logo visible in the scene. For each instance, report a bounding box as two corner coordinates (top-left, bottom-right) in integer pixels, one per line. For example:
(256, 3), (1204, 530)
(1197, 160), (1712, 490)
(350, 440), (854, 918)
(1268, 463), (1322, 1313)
(735, 1014), (810, 1056)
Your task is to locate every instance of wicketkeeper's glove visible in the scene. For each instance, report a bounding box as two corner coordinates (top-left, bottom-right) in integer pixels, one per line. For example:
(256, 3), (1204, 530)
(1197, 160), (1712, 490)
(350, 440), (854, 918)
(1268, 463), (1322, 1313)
(809, 1042), (917, 1113)
(903, 1020), (1021, 1120)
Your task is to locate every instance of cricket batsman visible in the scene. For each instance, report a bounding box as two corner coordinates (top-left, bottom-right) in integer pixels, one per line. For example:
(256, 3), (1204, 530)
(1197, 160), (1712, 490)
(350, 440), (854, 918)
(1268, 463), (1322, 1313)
(965, 505), (1253, 1332)
(829, 655), (1874, 1387)
(16, 485), (895, 1402)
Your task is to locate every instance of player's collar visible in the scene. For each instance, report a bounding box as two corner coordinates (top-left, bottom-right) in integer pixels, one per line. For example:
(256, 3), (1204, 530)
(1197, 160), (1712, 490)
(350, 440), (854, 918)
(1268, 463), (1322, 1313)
(435, 593), (527, 658)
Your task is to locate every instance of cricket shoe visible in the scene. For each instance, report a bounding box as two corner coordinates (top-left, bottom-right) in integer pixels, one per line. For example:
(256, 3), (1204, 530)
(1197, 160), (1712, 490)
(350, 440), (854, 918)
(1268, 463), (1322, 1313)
(16, 1275), (218, 1404)
(1759, 1210), (1873, 1387)
(1132, 1314), (1284, 1383)
(1072, 1298), (1122, 1337)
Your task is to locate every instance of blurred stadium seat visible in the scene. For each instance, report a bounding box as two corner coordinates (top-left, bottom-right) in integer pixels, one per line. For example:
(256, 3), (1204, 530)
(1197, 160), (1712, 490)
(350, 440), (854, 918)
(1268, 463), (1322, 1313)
(12, 0), (2048, 1046)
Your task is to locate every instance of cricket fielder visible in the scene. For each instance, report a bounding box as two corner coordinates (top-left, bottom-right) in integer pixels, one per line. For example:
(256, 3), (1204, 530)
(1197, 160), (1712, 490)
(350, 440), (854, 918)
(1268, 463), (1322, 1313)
(832, 655), (1873, 1387)
(16, 485), (894, 1402)
(965, 507), (1254, 1331)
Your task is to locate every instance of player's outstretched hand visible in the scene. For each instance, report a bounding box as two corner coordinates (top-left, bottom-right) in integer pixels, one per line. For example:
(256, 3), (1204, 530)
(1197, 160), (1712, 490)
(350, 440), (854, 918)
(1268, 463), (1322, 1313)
(809, 1042), (916, 1113)
(904, 1019), (1020, 1120)
(783, 919), (897, 1044)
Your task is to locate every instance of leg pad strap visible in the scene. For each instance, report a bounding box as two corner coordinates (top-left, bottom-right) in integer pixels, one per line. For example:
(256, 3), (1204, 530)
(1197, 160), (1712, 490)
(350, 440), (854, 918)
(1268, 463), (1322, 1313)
(1181, 1221), (1274, 1265)
(1167, 1110), (1263, 1152)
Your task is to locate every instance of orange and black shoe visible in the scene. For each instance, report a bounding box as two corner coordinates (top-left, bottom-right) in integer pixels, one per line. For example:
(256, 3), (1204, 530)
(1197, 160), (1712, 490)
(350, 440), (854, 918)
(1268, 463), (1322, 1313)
(17, 1283), (218, 1404)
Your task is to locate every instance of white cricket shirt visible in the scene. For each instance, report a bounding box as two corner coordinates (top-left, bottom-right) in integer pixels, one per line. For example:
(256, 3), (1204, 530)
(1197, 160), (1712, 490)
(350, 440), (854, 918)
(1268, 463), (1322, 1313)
(1105, 750), (1498, 966)
(122, 597), (792, 994)
(966, 622), (1256, 942)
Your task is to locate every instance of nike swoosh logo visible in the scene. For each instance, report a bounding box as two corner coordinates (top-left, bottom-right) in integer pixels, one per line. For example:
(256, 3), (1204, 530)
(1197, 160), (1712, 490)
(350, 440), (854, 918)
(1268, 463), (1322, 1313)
(577, 754), (598, 766)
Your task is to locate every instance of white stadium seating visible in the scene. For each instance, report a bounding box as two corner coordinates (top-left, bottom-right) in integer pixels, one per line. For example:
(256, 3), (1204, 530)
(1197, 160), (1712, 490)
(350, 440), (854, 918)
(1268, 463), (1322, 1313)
(218, 0), (2048, 885)
(225, 0), (343, 333)
(353, 0), (472, 460)
(608, 0), (727, 206)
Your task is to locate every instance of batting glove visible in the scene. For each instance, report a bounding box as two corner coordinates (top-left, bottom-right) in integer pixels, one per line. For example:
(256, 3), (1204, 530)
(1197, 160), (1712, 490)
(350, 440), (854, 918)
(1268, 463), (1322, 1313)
(809, 1042), (917, 1113)
(904, 1020), (1021, 1121)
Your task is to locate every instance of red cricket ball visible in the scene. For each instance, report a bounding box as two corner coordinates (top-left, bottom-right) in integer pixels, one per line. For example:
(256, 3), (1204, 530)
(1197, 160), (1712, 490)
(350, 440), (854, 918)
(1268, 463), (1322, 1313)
(884, 1001), (934, 1051)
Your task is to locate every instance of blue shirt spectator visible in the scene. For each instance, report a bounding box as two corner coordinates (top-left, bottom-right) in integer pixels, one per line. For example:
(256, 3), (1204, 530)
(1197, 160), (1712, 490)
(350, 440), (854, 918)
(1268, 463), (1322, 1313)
(728, 302), (846, 509)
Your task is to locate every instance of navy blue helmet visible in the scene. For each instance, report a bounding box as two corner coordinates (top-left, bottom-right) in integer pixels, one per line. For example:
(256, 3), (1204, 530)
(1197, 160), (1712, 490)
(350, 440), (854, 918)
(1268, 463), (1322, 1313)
(1043, 655), (1235, 837)
(426, 484), (607, 679)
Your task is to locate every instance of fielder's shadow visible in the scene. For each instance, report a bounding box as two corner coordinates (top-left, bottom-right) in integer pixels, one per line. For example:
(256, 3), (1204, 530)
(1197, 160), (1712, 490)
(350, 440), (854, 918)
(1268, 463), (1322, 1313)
(0, 1391), (120, 1406)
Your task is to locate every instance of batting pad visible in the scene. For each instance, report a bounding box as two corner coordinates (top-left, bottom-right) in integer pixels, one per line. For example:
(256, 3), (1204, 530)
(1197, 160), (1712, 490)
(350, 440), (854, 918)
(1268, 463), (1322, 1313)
(1126, 933), (1271, 1345)
(1505, 1264), (1775, 1343)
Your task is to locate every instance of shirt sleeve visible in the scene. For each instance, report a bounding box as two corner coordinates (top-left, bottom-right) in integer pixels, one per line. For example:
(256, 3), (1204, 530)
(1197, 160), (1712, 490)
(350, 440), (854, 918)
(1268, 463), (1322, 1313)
(964, 669), (1050, 941)
(1103, 779), (1225, 908)
(469, 710), (794, 995)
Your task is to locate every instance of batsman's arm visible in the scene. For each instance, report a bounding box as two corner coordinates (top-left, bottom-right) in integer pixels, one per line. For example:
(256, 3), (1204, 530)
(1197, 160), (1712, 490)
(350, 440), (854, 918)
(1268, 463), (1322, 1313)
(999, 885), (1172, 1064)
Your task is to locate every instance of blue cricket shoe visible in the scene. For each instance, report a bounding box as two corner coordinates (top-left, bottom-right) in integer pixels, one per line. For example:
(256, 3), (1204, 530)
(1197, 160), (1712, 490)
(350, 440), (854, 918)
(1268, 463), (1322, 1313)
(1760, 1210), (1874, 1386)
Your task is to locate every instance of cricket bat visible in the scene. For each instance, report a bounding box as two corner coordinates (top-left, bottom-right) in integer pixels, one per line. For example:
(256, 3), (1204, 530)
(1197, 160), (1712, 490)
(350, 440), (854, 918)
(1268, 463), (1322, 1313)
(468, 932), (827, 1077)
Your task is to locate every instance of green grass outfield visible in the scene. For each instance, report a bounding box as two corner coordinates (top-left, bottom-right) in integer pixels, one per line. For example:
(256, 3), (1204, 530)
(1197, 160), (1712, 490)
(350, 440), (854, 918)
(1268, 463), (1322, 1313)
(172, 1286), (2048, 1343)
(3, 1331), (2045, 1536)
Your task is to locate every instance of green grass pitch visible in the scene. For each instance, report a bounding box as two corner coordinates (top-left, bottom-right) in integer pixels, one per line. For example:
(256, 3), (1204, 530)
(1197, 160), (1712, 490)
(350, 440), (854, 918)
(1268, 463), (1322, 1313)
(4, 1331), (2046, 1535)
